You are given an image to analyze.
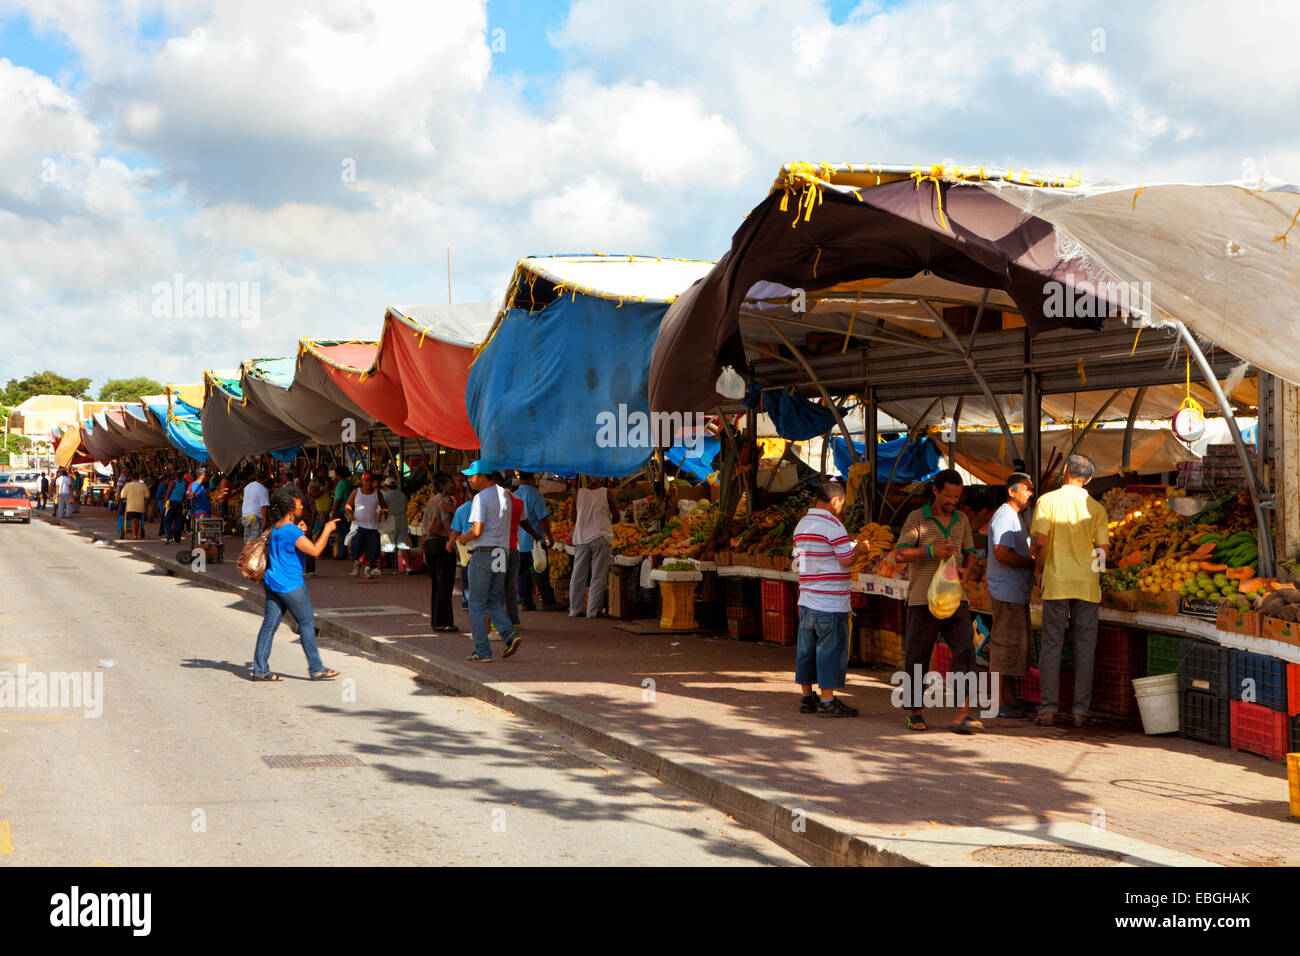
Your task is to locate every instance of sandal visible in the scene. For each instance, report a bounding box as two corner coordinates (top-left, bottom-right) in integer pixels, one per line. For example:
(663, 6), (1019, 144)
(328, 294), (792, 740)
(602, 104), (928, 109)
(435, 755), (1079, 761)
(953, 716), (983, 734)
(310, 669), (340, 681)
(906, 712), (928, 732)
(251, 672), (282, 682)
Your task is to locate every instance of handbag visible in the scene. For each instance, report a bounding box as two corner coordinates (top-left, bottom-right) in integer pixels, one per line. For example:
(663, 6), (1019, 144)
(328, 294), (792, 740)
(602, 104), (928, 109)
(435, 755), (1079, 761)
(237, 529), (272, 582)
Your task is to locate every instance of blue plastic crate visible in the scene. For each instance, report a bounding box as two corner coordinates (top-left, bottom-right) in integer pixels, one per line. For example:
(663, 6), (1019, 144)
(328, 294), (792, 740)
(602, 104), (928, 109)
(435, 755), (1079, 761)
(1229, 649), (1288, 713)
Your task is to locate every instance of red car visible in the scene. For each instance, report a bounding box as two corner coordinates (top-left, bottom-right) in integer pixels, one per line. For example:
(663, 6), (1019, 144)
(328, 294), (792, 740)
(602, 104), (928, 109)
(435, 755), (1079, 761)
(0, 485), (32, 523)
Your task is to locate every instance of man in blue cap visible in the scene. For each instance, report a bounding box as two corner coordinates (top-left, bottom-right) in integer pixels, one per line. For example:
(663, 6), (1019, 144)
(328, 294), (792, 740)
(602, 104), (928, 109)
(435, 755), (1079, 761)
(457, 462), (522, 662)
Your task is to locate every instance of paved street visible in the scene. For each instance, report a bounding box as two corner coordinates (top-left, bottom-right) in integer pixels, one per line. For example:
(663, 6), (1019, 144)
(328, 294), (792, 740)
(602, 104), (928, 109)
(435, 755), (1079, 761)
(0, 520), (798, 866)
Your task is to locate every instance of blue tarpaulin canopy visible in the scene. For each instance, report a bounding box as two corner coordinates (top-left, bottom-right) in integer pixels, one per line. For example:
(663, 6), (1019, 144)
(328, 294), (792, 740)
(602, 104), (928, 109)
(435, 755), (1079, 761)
(146, 398), (209, 462)
(746, 381), (842, 441)
(832, 435), (942, 483)
(466, 255), (714, 477)
(665, 435), (721, 481)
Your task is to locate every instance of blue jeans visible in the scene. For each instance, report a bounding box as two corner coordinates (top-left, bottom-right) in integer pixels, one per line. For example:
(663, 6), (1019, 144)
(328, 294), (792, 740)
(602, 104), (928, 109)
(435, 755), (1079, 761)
(468, 547), (515, 658)
(350, 527), (381, 566)
(794, 607), (850, 691)
(254, 583), (325, 677)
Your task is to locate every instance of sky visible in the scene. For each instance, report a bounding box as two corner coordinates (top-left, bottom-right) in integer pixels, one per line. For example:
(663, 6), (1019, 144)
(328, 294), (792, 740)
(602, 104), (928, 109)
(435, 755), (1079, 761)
(1, 0), (1298, 395)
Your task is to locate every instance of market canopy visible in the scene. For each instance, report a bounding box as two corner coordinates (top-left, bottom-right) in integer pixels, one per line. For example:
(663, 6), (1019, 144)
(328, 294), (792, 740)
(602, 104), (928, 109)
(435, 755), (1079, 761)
(467, 255), (715, 476)
(298, 303), (497, 448)
(146, 396), (208, 462)
(240, 356), (369, 446)
(935, 425), (1195, 485)
(201, 371), (303, 472)
(649, 163), (1274, 420)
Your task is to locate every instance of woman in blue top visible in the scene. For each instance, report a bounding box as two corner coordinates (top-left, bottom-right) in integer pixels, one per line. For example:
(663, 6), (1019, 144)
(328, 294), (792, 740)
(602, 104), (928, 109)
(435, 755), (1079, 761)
(251, 485), (342, 682)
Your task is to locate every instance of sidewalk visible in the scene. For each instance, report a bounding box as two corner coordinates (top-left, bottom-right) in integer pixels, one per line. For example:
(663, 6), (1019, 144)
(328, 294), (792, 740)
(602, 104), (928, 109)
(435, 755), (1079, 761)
(37, 506), (1300, 866)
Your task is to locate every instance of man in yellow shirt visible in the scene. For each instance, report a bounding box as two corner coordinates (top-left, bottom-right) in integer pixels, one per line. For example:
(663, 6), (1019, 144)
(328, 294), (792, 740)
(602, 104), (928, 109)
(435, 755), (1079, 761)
(1029, 454), (1109, 728)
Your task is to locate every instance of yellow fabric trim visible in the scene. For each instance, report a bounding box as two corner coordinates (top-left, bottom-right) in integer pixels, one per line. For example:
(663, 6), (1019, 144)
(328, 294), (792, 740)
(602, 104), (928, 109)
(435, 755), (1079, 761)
(1130, 326), (1142, 356)
(1273, 203), (1300, 249)
(1077, 357), (1087, 385)
(1131, 185), (1144, 210)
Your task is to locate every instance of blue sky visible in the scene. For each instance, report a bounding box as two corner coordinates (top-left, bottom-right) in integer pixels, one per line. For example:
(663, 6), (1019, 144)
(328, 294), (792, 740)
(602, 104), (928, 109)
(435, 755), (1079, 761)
(0, 0), (1297, 393)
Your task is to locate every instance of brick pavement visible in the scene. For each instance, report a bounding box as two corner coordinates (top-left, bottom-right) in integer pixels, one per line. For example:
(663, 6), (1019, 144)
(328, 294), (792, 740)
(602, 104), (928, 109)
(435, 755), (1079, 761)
(40, 505), (1300, 865)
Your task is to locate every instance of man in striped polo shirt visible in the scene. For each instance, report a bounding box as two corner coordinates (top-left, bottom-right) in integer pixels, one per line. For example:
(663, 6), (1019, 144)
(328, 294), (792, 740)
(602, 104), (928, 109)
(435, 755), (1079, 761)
(895, 469), (980, 732)
(791, 482), (870, 717)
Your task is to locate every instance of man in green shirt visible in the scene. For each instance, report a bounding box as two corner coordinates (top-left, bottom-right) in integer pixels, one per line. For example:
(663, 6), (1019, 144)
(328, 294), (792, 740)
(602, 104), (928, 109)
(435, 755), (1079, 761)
(1030, 454), (1109, 728)
(894, 469), (980, 733)
(329, 465), (353, 559)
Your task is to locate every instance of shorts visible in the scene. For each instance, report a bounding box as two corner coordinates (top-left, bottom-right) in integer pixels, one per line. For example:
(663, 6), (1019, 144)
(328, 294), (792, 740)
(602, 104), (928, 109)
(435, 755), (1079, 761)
(989, 599), (1031, 676)
(126, 511), (143, 522)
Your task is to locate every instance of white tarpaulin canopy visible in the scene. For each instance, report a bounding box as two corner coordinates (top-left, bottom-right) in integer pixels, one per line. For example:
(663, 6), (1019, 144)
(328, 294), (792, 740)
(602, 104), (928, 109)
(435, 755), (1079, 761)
(975, 177), (1300, 386)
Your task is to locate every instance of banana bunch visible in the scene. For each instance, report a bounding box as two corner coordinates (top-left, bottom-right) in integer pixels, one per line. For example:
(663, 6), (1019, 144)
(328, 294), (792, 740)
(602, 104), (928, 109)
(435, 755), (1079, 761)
(850, 522), (895, 573)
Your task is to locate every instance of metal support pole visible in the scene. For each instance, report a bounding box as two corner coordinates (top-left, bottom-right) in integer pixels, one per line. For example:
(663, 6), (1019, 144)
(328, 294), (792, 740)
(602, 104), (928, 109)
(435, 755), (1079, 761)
(918, 298), (1021, 462)
(1121, 387), (1148, 473)
(865, 387), (878, 519)
(878, 396), (942, 523)
(1177, 323), (1274, 576)
(1023, 331), (1040, 483)
(948, 397), (964, 469)
(763, 320), (859, 460)
(1063, 388), (1125, 464)
(745, 406), (758, 508)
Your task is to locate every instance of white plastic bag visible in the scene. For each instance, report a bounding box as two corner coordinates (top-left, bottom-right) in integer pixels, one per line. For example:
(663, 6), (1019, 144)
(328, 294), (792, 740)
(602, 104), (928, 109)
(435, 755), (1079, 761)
(927, 555), (962, 619)
(715, 365), (746, 400)
(343, 520), (358, 548)
(532, 539), (548, 574)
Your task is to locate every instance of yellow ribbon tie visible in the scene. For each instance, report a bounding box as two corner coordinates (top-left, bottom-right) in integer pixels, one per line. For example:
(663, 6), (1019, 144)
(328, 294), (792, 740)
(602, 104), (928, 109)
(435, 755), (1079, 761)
(1077, 357), (1087, 384)
(1273, 203), (1300, 249)
(1131, 185), (1144, 210)
(1130, 326), (1142, 356)
(812, 246), (822, 279)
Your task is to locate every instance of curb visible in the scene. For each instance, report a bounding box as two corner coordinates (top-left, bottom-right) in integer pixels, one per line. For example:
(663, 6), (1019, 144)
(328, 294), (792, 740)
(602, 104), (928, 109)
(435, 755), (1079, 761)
(34, 513), (1212, 867)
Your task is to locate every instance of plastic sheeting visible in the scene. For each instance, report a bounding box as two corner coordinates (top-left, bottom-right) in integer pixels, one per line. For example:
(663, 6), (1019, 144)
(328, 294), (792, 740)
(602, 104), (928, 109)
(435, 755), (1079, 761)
(301, 304), (496, 448)
(468, 255), (714, 477)
(201, 372), (303, 472)
(832, 435), (942, 483)
(665, 436), (721, 480)
(934, 426), (1195, 484)
(747, 383), (842, 441)
(241, 356), (370, 446)
(145, 399), (209, 462)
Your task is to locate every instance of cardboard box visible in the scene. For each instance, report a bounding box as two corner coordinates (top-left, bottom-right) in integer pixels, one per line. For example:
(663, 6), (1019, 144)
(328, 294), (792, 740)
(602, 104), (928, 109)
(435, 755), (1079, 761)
(1261, 615), (1300, 647)
(1217, 606), (1261, 637)
(1101, 590), (1138, 612)
(1137, 590), (1181, 615)
(1179, 597), (1222, 621)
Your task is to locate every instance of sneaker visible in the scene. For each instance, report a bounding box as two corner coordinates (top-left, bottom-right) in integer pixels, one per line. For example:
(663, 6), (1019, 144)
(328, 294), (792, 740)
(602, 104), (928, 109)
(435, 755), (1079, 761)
(466, 653), (492, 663)
(799, 692), (819, 714)
(816, 697), (859, 718)
(350, 561), (362, 577)
(368, 567), (381, 577)
(502, 635), (523, 658)
(996, 705), (1025, 719)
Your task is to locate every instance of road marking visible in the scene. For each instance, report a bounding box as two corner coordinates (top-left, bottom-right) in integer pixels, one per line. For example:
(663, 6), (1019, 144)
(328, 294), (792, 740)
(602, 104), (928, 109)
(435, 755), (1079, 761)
(0, 821), (11, 853)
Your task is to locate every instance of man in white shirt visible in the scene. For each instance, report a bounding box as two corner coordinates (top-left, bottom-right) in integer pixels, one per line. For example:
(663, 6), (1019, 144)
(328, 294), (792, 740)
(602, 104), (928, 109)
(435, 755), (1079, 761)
(55, 469), (73, 517)
(242, 474), (271, 542)
(791, 482), (870, 717)
(460, 462), (520, 663)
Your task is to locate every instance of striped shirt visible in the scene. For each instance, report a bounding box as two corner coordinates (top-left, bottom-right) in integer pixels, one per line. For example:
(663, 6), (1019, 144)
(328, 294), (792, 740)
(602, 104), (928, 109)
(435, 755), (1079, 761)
(897, 502), (975, 607)
(792, 508), (855, 613)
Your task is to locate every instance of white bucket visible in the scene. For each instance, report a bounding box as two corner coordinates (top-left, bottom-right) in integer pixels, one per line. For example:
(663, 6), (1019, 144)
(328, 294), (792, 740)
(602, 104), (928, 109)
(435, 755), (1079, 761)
(1132, 673), (1180, 735)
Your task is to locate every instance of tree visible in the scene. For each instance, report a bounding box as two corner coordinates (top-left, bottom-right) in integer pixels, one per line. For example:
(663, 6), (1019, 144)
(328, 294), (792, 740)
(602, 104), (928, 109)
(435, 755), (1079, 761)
(98, 377), (164, 403)
(2, 371), (92, 406)
(1, 431), (32, 458)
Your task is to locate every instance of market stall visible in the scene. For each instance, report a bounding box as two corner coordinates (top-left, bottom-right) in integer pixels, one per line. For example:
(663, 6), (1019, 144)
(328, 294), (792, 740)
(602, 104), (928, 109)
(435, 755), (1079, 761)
(466, 254), (714, 475)
(636, 161), (1300, 759)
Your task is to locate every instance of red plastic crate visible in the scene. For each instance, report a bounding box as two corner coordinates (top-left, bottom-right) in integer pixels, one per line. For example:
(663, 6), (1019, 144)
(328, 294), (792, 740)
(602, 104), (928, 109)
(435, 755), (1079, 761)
(1091, 666), (1140, 721)
(1096, 625), (1145, 677)
(869, 595), (906, 633)
(761, 579), (797, 616)
(1230, 700), (1290, 763)
(930, 642), (953, 676)
(762, 608), (797, 645)
(1016, 666), (1074, 713)
(1289, 663), (1300, 718)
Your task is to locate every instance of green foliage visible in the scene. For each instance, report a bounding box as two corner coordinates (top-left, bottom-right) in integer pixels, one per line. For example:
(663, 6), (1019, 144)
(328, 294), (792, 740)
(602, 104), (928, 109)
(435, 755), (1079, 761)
(1, 432), (32, 456)
(97, 377), (164, 403)
(2, 371), (91, 405)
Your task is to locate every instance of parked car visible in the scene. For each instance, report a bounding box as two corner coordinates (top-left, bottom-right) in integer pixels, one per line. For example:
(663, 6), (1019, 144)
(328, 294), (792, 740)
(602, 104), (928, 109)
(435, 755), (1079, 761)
(0, 485), (32, 523)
